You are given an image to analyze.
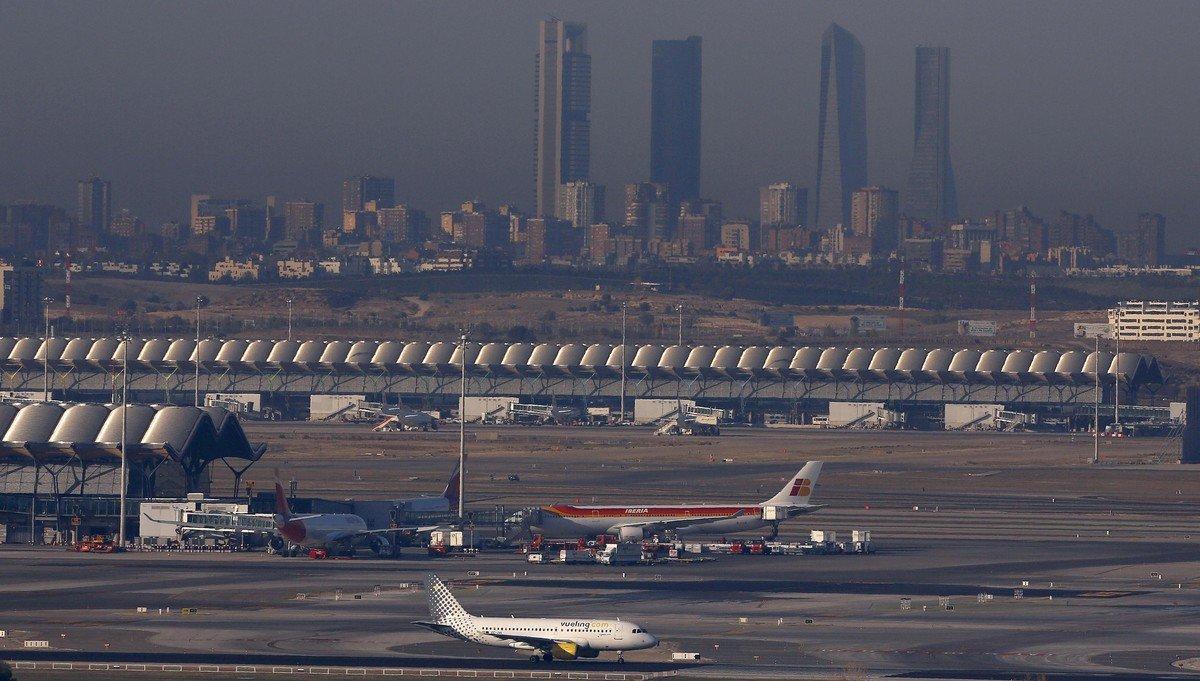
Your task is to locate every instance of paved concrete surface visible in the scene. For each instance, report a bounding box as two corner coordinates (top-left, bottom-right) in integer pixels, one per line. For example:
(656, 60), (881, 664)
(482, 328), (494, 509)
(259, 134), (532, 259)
(4, 427), (1200, 679)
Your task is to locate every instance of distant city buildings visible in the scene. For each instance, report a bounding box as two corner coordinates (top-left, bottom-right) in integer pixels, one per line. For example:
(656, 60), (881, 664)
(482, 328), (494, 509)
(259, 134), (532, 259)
(0, 264), (43, 330)
(814, 23), (868, 231)
(535, 19), (591, 217)
(557, 181), (605, 231)
(904, 46), (957, 226)
(1110, 300), (1199, 342)
(76, 177), (112, 236)
(850, 186), (899, 255)
(650, 36), (702, 201)
(282, 201), (325, 244)
(759, 182), (805, 229)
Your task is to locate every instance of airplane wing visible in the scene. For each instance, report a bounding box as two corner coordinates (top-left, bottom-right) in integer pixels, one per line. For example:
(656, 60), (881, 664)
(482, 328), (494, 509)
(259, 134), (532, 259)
(606, 510), (746, 535)
(412, 621), (581, 651)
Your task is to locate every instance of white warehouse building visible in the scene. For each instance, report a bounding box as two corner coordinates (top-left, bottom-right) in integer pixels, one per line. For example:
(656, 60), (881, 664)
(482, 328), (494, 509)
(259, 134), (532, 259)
(1109, 301), (1199, 342)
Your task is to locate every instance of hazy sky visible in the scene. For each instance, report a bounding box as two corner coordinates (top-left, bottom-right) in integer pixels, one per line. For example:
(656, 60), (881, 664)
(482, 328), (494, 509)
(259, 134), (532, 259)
(1, 1), (1196, 248)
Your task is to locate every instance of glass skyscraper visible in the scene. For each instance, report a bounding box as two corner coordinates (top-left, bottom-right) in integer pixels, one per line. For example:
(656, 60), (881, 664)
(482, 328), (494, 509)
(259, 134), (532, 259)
(813, 23), (867, 231)
(904, 46), (957, 226)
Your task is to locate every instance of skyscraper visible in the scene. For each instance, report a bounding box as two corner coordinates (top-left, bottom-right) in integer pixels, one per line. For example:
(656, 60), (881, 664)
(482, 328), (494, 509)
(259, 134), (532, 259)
(904, 46), (957, 226)
(850, 186), (900, 255)
(341, 176), (395, 215)
(650, 36), (702, 201)
(283, 201), (325, 243)
(814, 23), (868, 231)
(557, 181), (605, 231)
(759, 182), (806, 228)
(76, 177), (112, 235)
(535, 19), (591, 217)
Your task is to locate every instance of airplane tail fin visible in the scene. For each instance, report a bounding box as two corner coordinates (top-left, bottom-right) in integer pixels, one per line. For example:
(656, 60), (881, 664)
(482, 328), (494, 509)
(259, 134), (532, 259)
(273, 468), (292, 520)
(425, 573), (470, 622)
(441, 462), (461, 509)
(762, 461), (822, 507)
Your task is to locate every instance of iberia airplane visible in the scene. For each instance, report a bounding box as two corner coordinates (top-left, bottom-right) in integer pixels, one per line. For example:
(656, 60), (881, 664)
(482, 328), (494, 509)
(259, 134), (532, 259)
(530, 461), (823, 541)
(414, 574), (658, 663)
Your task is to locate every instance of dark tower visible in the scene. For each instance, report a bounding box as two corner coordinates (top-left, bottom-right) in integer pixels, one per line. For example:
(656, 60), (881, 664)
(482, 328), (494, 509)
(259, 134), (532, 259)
(650, 36), (702, 201)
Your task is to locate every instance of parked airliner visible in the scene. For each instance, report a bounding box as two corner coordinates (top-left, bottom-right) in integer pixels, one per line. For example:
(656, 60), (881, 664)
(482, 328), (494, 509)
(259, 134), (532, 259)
(528, 461), (823, 540)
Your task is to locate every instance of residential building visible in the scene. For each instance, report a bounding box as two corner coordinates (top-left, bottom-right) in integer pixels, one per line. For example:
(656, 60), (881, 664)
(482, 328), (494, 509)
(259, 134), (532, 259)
(759, 182), (805, 228)
(557, 181), (605, 230)
(623, 182), (674, 241)
(650, 36), (702, 200)
(1109, 301), (1199, 341)
(678, 199), (723, 253)
(225, 206), (267, 242)
(341, 176), (395, 215)
(535, 18), (591, 216)
(209, 257), (260, 282)
(108, 209), (144, 239)
(1119, 213), (1167, 266)
(282, 201), (325, 244)
(850, 186), (900, 254)
(814, 23), (868, 230)
(719, 220), (755, 252)
(903, 46), (957, 226)
(377, 204), (427, 244)
(275, 259), (316, 280)
(76, 177), (112, 235)
(0, 265), (43, 330)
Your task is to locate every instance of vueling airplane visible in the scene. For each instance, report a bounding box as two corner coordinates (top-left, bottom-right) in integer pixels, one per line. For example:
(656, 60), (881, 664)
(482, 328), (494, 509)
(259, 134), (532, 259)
(529, 461), (823, 541)
(413, 574), (658, 663)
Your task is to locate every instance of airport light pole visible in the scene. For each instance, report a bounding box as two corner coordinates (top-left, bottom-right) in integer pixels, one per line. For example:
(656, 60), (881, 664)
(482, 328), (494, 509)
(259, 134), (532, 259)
(458, 331), (467, 520)
(42, 297), (52, 402)
(118, 328), (129, 547)
(620, 302), (627, 423)
(286, 297), (294, 341)
(1113, 313), (1120, 433)
(1092, 335), (1100, 465)
(194, 296), (202, 407)
(677, 303), (683, 347)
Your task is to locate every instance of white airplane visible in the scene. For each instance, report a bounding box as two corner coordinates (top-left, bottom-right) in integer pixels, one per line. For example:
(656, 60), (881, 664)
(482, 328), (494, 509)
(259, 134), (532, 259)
(146, 466), (458, 556)
(414, 574), (658, 663)
(529, 461), (823, 541)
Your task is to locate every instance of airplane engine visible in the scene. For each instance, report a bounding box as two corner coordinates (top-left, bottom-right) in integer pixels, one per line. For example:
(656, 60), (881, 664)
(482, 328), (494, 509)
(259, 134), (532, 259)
(551, 641), (580, 660)
(574, 647), (600, 658)
(618, 526), (645, 542)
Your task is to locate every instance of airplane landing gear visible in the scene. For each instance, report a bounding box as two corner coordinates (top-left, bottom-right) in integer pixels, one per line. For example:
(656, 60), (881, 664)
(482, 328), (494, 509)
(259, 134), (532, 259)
(542, 652), (553, 663)
(529, 654), (540, 664)
(617, 653), (625, 663)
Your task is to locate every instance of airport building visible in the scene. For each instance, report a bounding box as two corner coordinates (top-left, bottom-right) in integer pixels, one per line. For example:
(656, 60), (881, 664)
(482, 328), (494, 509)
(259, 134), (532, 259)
(0, 402), (264, 543)
(1109, 301), (1199, 342)
(0, 336), (1165, 429)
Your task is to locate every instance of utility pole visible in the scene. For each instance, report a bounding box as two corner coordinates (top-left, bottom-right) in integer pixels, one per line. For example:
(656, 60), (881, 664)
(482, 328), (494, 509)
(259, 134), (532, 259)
(119, 328), (129, 546)
(620, 302), (627, 424)
(1092, 335), (1100, 465)
(286, 297), (294, 341)
(42, 297), (52, 402)
(194, 296), (203, 407)
(458, 331), (467, 520)
(1113, 310), (1120, 433)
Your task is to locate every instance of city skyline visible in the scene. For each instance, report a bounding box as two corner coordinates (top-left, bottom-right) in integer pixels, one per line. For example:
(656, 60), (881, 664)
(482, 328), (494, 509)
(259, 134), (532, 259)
(1, 2), (1195, 247)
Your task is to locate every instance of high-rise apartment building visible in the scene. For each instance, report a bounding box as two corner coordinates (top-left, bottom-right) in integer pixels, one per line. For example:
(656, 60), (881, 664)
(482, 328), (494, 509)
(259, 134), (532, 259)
(76, 177), (112, 235)
(341, 176), (395, 215)
(904, 46), (957, 226)
(850, 186), (900, 254)
(377, 204), (427, 244)
(534, 19), (591, 217)
(1136, 212), (1166, 266)
(283, 201), (325, 243)
(108, 209), (144, 239)
(0, 265), (43, 331)
(814, 23), (868, 231)
(557, 181), (605, 231)
(623, 182), (675, 241)
(759, 182), (806, 228)
(678, 199), (723, 253)
(650, 36), (702, 201)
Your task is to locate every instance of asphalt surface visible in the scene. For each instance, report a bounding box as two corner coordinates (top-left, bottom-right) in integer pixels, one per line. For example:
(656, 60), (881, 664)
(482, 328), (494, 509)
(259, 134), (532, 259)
(5, 427), (1200, 679)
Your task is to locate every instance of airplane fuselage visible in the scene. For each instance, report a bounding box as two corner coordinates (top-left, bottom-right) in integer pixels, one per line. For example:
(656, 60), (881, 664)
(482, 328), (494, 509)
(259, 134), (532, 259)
(277, 513), (369, 550)
(463, 616), (656, 654)
(534, 504), (774, 538)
